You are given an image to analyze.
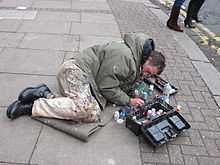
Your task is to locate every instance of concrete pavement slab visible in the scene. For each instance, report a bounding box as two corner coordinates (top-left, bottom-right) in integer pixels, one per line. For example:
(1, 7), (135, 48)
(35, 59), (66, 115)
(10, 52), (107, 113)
(0, 0), (33, 8)
(183, 155), (199, 165)
(71, 22), (121, 37)
(0, 20), (22, 32)
(148, 7), (170, 25)
(173, 33), (210, 62)
(80, 0), (107, 2)
(80, 35), (121, 50)
(35, 11), (80, 22)
(0, 74), (57, 107)
(18, 21), (71, 34)
(192, 61), (220, 96)
(64, 51), (80, 61)
(214, 96), (220, 108)
(143, 0), (160, 8)
(121, 0), (145, 2)
(22, 11), (38, 20)
(0, 48), (64, 75)
(19, 33), (79, 51)
(167, 145), (184, 164)
(0, 162), (26, 165)
(81, 13), (117, 24)
(198, 157), (220, 165)
(0, 32), (24, 47)
(142, 153), (170, 164)
(30, 115), (141, 165)
(0, 10), (37, 20)
(71, 1), (111, 10)
(0, 163), (35, 165)
(0, 108), (41, 163)
(32, 0), (71, 9)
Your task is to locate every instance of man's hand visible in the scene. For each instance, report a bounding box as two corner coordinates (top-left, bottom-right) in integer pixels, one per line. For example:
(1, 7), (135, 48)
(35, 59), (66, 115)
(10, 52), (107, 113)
(129, 98), (144, 106)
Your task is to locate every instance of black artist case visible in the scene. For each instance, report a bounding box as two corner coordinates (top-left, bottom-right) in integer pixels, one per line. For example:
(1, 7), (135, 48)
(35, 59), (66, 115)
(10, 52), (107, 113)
(125, 101), (190, 147)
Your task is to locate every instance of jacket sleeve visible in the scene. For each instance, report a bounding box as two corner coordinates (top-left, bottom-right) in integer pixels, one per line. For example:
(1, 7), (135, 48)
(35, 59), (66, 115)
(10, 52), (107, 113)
(98, 73), (130, 106)
(99, 76), (130, 105)
(95, 40), (137, 106)
(98, 62), (132, 106)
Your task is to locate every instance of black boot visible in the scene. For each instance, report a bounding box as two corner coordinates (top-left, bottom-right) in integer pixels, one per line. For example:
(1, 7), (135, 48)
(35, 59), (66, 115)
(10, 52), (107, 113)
(184, 19), (195, 28)
(18, 84), (52, 104)
(7, 101), (32, 120)
(184, 0), (195, 28)
(167, 6), (183, 32)
(191, 0), (205, 22)
(193, 16), (202, 23)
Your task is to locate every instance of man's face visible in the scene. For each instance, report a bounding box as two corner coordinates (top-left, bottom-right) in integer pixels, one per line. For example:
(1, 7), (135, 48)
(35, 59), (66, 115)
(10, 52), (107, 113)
(142, 60), (160, 76)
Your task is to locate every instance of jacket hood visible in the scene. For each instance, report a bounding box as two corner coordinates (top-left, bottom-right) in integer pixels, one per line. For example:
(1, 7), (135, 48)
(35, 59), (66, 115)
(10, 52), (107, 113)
(123, 33), (155, 70)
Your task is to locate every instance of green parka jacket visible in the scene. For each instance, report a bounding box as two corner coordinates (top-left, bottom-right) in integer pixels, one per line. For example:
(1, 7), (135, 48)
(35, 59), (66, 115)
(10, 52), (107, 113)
(72, 33), (155, 110)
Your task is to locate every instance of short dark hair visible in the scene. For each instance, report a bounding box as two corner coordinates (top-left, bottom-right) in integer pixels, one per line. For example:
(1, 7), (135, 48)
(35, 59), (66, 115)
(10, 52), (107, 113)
(142, 50), (166, 75)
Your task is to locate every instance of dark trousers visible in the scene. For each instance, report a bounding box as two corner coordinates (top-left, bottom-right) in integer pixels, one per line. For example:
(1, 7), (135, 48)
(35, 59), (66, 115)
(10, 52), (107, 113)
(186, 0), (205, 21)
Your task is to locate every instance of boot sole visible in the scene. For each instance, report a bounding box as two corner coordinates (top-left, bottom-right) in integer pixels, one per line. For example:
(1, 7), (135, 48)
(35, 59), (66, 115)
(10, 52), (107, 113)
(6, 100), (19, 119)
(167, 24), (183, 32)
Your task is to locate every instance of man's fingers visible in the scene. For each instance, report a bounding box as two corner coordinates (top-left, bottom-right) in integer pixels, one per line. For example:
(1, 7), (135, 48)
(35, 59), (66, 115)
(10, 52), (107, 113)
(137, 99), (144, 105)
(129, 98), (144, 106)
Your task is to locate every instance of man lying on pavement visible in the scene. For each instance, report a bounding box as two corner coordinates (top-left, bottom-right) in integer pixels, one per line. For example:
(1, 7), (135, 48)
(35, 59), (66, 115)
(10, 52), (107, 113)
(6, 33), (166, 123)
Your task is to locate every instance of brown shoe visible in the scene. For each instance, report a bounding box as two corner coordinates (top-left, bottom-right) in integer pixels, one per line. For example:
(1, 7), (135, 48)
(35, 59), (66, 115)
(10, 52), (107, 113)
(167, 6), (183, 32)
(167, 20), (183, 32)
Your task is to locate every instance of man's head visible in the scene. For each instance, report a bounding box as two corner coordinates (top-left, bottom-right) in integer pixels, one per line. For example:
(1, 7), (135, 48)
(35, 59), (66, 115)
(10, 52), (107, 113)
(142, 50), (166, 76)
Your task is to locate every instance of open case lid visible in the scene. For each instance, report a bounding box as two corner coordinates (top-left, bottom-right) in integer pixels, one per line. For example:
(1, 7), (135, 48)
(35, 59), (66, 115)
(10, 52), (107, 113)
(141, 111), (191, 147)
(144, 75), (178, 95)
(32, 106), (115, 142)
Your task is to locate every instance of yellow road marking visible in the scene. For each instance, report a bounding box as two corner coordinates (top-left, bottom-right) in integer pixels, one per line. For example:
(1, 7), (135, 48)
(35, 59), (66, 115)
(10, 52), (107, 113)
(211, 45), (218, 49)
(217, 48), (220, 55)
(215, 37), (220, 42)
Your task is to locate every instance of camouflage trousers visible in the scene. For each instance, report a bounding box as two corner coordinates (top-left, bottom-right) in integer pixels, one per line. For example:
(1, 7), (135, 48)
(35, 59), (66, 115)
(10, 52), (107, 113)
(32, 60), (101, 123)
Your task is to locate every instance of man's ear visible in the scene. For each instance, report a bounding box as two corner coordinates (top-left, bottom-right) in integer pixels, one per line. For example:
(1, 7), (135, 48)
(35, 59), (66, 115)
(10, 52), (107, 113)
(144, 58), (152, 66)
(148, 56), (153, 62)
